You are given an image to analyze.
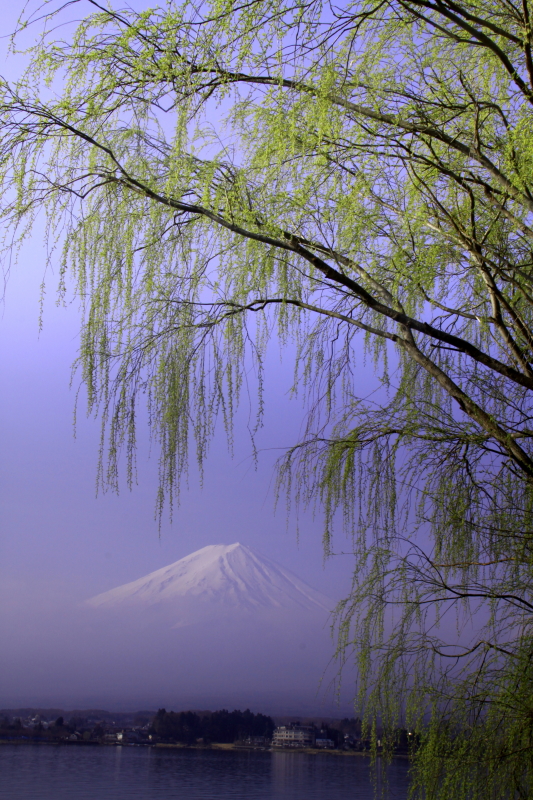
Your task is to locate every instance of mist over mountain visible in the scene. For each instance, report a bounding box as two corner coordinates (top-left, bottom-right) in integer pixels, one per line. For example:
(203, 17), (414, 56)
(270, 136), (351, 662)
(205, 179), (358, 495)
(1, 544), (355, 715)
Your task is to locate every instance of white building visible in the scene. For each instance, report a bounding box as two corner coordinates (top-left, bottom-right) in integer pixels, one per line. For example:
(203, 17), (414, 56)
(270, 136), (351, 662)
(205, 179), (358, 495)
(272, 725), (315, 748)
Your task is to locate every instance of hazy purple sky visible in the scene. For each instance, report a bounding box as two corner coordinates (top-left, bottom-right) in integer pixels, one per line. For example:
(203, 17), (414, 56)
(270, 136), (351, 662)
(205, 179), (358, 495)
(0, 1), (371, 712)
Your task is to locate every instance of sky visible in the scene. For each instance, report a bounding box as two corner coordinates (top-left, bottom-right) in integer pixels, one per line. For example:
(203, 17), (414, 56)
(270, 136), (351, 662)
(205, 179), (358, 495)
(0, 0), (368, 713)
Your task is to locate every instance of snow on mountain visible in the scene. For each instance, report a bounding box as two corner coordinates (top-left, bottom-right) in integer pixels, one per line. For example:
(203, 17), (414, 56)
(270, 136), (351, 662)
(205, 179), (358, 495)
(86, 543), (334, 617)
(39, 543), (349, 713)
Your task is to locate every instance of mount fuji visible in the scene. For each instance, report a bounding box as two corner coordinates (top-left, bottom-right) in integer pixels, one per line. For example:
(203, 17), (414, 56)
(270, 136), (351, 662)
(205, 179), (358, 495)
(80, 543), (347, 712)
(4, 543), (351, 714)
(86, 543), (333, 622)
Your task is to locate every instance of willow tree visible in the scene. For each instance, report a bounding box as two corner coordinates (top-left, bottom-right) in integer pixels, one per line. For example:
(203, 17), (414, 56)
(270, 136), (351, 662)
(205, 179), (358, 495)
(3, 0), (533, 794)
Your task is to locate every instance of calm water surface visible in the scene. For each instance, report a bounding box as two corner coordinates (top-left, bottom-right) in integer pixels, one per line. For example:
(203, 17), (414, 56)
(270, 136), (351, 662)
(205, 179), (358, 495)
(0, 745), (410, 800)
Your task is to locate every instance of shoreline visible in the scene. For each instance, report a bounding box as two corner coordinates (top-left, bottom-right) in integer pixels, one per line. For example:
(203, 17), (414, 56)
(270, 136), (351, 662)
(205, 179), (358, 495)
(0, 739), (408, 759)
(159, 742), (410, 759)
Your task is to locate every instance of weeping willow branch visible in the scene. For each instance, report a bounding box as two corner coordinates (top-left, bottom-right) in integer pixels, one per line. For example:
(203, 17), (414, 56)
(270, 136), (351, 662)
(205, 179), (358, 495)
(3, 0), (533, 796)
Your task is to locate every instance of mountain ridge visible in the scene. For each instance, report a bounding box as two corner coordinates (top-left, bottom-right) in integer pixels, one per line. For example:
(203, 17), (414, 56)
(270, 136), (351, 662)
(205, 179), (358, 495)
(86, 543), (334, 618)
(2, 544), (350, 714)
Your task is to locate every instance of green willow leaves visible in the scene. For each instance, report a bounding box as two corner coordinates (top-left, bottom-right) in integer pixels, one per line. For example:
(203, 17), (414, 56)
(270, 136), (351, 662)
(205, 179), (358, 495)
(3, 0), (533, 795)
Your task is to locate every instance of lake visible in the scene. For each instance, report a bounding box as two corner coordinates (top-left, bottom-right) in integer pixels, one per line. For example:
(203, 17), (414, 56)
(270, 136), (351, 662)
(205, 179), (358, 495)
(0, 744), (409, 800)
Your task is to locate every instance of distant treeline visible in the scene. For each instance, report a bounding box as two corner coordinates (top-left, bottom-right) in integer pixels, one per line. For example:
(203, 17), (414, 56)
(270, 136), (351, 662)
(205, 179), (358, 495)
(151, 708), (275, 743)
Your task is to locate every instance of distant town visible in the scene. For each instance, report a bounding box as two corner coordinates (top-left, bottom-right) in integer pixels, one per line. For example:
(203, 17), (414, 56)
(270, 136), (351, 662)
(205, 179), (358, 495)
(0, 708), (411, 755)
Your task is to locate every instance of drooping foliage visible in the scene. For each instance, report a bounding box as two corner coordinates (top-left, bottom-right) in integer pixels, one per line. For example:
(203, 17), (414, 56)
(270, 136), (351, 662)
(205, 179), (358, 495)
(2, 0), (533, 795)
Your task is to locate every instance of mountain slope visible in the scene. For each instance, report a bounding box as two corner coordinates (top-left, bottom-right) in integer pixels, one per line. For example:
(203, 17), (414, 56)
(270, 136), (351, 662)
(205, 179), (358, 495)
(16, 543), (349, 714)
(86, 543), (333, 617)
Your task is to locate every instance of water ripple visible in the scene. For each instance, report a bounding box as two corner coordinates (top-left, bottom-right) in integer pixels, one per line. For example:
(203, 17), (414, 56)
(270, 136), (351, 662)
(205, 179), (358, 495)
(0, 745), (410, 800)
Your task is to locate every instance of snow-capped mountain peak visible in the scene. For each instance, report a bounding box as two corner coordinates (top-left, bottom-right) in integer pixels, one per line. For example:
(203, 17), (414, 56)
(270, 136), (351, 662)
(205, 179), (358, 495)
(86, 543), (333, 616)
